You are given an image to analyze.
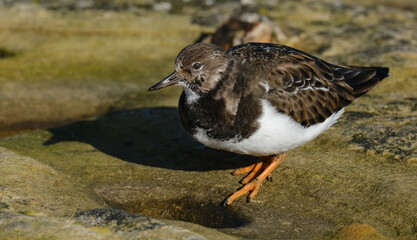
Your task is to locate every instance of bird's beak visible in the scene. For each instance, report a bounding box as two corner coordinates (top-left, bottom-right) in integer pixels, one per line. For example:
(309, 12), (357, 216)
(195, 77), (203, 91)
(148, 71), (181, 91)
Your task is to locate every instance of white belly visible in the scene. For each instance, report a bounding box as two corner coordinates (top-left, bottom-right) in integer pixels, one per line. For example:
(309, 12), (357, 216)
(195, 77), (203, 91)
(192, 99), (344, 156)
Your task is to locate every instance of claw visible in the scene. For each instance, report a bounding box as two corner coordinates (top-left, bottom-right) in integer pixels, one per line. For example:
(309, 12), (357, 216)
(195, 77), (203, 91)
(221, 197), (231, 207)
(222, 153), (287, 205)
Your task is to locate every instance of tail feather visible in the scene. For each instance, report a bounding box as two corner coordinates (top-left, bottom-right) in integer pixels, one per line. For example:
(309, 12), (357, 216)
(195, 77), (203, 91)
(343, 66), (389, 98)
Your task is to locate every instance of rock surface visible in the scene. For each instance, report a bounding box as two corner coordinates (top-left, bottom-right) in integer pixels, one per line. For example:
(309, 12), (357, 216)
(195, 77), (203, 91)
(1, 0), (417, 239)
(0, 5), (197, 136)
(0, 146), (104, 216)
(0, 146), (237, 239)
(1, 211), (111, 240)
(330, 224), (388, 240)
(0, 209), (234, 240)
(1, 106), (417, 239)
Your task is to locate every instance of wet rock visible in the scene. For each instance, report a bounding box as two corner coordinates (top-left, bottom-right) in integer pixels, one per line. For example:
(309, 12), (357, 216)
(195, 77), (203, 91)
(93, 184), (250, 229)
(73, 208), (211, 240)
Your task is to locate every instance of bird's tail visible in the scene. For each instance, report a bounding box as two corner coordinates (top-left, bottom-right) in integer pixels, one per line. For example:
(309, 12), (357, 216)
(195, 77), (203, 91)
(343, 66), (390, 98)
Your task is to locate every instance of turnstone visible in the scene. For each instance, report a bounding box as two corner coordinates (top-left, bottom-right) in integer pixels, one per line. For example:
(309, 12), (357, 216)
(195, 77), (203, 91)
(149, 42), (390, 205)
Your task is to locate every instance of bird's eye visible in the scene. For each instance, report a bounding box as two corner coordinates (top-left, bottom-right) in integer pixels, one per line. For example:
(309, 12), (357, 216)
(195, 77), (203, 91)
(192, 62), (202, 70)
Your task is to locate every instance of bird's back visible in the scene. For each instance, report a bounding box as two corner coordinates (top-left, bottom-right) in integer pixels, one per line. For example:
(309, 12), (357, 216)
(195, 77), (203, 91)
(228, 43), (390, 127)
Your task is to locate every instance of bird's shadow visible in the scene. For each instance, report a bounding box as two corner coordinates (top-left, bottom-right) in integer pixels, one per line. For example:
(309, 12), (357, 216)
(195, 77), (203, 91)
(44, 107), (254, 171)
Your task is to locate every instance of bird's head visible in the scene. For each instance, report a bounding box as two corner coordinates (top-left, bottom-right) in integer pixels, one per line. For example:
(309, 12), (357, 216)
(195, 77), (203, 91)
(149, 43), (232, 98)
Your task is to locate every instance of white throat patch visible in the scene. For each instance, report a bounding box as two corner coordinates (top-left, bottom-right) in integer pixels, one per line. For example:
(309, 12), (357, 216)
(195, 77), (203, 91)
(179, 82), (200, 104)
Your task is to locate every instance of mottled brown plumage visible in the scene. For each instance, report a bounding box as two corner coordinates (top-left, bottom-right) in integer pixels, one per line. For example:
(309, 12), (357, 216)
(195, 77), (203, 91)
(228, 43), (389, 127)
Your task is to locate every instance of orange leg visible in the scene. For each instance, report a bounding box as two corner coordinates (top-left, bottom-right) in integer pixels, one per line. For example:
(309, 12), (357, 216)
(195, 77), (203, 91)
(223, 153), (287, 206)
(231, 156), (269, 175)
(231, 156), (273, 184)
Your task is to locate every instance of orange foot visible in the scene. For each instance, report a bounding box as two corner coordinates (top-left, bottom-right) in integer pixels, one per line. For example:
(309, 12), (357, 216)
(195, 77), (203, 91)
(222, 153), (287, 206)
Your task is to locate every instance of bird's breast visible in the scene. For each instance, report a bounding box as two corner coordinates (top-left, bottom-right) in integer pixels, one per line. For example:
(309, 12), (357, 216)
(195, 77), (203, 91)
(189, 99), (345, 156)
(178, 90), (264, 144)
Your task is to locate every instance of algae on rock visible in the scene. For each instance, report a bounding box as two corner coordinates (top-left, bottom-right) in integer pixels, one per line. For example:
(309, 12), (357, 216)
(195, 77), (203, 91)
(0, 0), (417, 239)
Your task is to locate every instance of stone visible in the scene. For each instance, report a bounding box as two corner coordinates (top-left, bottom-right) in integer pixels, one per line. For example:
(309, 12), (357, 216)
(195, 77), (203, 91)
(1, 105), (417, 238)
(0, 211), (112, 240)
(0, 209), (234, 240)
(0, 146), (104, 216)
(0, 0), (417, 239)
(73, 208), (229, 240)
(330, 223), (387, 240)
(0, 146), (237, 239)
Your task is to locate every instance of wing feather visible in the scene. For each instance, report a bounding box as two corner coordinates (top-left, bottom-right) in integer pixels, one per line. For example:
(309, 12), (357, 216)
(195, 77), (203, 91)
(229, 43), (389, 127)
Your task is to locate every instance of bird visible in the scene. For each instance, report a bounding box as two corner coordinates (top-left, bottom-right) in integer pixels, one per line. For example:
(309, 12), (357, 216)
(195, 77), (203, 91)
(148, 42), (390, 205)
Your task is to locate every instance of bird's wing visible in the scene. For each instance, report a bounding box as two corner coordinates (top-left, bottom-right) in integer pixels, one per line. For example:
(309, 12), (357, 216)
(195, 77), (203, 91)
(230, 43), (357, 127)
